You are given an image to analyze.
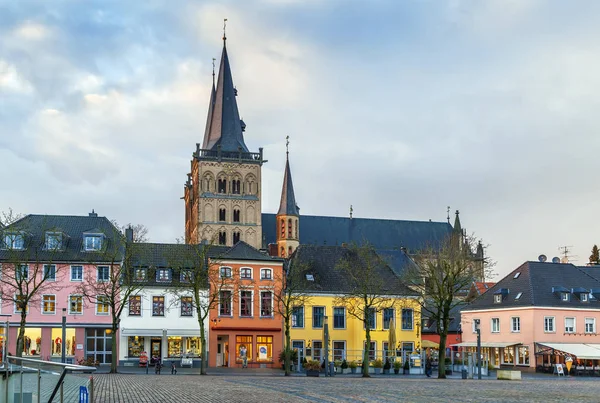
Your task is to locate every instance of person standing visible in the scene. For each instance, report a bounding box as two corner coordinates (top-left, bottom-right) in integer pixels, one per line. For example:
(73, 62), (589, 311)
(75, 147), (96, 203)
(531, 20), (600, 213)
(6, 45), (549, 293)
(425, 356), (432, 378)
(240, 345), (248, 368)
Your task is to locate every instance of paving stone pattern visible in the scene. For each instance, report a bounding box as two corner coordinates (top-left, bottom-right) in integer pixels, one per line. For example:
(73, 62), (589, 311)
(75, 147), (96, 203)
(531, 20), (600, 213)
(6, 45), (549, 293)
(92, 374), (600, 403)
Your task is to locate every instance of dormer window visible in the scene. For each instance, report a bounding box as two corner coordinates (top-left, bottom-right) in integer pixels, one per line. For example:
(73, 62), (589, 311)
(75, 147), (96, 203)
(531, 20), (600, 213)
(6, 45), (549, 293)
(45, 232), (62, 250)
(494, 294), (502, 303)
(3, 233), (24, 250)
(84, 234), (103, 251)
(156, 269), (172, 282)
(561, 292), (570, 302)
(134, 268), (147, 282)
(581, 293), (589, 302)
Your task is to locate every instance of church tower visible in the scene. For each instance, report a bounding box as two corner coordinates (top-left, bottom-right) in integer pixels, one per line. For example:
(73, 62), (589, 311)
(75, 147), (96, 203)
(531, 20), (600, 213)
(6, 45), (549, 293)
(275, 141), (299, 258)
(184, 34), (264, 249)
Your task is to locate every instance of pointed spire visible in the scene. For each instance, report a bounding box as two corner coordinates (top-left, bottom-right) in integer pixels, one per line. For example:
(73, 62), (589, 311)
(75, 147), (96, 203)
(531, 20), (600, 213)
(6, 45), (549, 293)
(453, 210), (462, 233)
(277, 137), (299, 216)
(200, 28), (249, 152)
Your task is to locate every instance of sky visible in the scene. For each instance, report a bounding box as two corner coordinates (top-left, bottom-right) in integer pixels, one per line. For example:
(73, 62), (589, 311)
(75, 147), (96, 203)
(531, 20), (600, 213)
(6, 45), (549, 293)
(1, 0), (599, 279)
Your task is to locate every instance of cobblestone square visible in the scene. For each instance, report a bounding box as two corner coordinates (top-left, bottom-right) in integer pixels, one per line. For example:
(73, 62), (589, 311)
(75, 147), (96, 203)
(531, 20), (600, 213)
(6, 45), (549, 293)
(92, 374), (600, 403)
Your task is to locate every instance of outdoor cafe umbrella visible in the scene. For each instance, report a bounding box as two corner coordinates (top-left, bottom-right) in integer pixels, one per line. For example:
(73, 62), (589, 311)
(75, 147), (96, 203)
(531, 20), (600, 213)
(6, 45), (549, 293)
(388, 318), (397, 361)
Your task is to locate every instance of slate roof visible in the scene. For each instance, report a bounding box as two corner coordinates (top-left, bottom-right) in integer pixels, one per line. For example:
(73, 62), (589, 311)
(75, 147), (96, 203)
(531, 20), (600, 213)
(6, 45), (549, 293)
(210, 241), (283, 262)
(421, 302), (465, 334)
(277, 156), (299, 216)
(201, 41), (249, 153)
(0, 214), (123, 263)
(464, 261), (600, 311)
(262, 213), (453, 253)
(288, 244), (418, 296)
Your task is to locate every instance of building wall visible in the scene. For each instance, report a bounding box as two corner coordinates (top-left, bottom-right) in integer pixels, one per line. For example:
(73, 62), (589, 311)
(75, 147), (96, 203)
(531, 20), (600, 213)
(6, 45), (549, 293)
(289, 295), (421, 363)
(208, 260), (284, 368)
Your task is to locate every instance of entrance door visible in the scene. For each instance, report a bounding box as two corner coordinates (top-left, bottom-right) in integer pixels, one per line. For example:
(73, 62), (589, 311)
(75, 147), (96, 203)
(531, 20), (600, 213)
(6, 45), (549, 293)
(216, 343), (223, 367)
(216, 336), (229, 367)
(151, 338), (162, 361)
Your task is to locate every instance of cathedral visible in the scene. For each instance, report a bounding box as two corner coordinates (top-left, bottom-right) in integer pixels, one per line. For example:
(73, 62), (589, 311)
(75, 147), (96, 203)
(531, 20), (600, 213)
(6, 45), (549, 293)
(183, 35), (484, 280)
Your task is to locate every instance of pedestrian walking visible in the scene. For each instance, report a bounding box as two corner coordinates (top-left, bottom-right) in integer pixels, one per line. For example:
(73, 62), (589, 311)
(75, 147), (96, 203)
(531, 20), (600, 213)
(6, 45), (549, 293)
(425, 356), (432, 378)
(171, 361), (177, 375)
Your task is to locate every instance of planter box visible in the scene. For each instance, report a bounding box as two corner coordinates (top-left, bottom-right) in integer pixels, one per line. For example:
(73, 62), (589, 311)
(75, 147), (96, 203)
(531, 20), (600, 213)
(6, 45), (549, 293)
(374, 368), (382, 375)
(497, 370), (521, 380)
(383, 369), (390, 374)
(306, 370), (320, 377)
(350, 368), (357, 374)
(394, 369), (400, 375)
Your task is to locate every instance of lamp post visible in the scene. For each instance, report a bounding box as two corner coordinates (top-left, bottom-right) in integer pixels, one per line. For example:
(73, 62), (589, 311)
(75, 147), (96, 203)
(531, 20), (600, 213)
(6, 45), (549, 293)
(476, 326), (482, 380)
(323, 316), (330, 377)
(61, 308), (66, 364)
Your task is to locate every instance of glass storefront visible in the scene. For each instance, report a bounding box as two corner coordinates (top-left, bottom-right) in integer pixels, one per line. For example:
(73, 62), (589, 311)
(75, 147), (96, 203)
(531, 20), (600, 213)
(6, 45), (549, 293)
(22, 328), (41, 356)
(128, 336), (145, 357)
(236, 336), (252, 363)
(86, 328), (113, 364)
(51, 328), (76, 356)
(168, 337), (182, 357)
(185, 337), (200, 357)
(256, 336), (273, 362)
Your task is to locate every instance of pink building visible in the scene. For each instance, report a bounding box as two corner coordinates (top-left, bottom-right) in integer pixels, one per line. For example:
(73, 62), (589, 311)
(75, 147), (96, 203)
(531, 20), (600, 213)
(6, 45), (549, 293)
(0, 213), (121, 364)
(461, 261), (600, 372)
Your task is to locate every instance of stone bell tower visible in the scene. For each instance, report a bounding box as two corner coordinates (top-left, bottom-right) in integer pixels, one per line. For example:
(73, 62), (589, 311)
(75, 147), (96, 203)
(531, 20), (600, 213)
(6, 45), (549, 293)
(275, 138), (299, 258)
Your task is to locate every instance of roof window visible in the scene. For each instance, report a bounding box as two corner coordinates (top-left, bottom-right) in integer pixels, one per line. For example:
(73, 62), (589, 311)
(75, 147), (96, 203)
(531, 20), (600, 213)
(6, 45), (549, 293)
(84, 234), (103, 251)
(515, 292), (523, 300)
(45, 232), (63, 250)
(513, 272), (521, 279)
(3, 232), (25, 250)
(306, 274), (314, 281)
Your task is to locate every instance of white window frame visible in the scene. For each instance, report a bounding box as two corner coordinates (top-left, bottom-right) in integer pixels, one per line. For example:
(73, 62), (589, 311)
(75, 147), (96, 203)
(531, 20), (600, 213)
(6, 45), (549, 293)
(68, 295), (84, 315)
(544, 316), (555, 333)
(472, 318), (481, 333)
(41, 294), (56, 315)
(333, 340), (347, 361)
(84, 234), (103, 251)
(97, 266), (110, 282)
(4, 233), (25, 250)
(240, 267), (253, 280)
(70, 265), (83, 282)
(239, 289), (253, 317)
(581, 293), (589, 302)
(43, 264), (56, 281)
(561, 292), (569, 301)
(564, 317), (575, 333)
(491, 318), (500, 333)
(45, 232), (62, 250)
(96, 295), (110, 315)
(16, 264), (28, 281)
(260, 268), (272, 280)
(494, 294), (502, 303)
(259, 290), (273, 317)
(156, 268), (171, 282)
(516, 345), (530, 366)
(511, 316), (520, 333)
(134, 268), (147, 282)
(585, 317), (595, 334)
(219, 266), (232, 279)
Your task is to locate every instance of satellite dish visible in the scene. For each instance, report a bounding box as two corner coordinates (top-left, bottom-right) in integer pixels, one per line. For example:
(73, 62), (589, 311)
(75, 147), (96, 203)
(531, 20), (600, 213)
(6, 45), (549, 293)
(538, 254), (547, 262)
(552, 257), (560, 264)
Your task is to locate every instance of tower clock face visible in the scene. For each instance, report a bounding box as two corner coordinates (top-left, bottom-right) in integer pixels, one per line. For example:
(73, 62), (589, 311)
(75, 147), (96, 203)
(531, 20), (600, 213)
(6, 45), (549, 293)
(223, 164), (236, 176)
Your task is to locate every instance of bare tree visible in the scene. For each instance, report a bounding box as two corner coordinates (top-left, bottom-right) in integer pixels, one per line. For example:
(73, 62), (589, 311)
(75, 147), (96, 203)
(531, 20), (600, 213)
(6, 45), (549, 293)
(406, 234), (493, 379)
(76, 226), (142, 373)
(273, 261), (312, 376)
(334, 242), (412, 378)
(0, 216), (65, 357)
(110, 221), (149, 243)
(0, 208), (23, 227)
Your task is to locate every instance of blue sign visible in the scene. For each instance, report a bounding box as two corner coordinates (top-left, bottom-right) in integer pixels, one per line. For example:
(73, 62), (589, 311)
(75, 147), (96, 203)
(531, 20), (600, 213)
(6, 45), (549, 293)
(79, 386), (89, 403)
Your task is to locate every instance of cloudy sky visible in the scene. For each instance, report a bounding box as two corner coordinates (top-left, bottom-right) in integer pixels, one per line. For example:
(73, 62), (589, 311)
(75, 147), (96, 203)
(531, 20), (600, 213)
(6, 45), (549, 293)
(1, 0), (599, 278)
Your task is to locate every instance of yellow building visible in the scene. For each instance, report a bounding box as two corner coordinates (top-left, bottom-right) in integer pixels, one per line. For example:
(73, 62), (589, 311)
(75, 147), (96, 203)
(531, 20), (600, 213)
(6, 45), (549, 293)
(289, 245), (421, 364)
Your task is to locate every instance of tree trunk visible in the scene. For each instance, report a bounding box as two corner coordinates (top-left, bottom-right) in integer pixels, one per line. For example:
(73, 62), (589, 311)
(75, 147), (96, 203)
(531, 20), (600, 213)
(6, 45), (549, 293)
(363, 324), (371, 378)
(110, 320), (119, 373)
(16, 312), (27, 358)
(284, 316), (291, 376)
(438, 331), (448, 379)
(199, 320), (207, 375)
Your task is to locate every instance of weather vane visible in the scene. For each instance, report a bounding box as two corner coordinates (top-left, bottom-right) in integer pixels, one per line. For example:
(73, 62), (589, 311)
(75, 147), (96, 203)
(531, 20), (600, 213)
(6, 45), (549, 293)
(223, 18), (228, 41)
(350, 205), (353, 219)
(286, 135), (290, 156)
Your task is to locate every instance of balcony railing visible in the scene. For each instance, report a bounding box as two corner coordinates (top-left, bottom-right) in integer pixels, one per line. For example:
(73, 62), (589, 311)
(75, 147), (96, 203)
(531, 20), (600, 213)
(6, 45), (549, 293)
(194, 144), (265, 164)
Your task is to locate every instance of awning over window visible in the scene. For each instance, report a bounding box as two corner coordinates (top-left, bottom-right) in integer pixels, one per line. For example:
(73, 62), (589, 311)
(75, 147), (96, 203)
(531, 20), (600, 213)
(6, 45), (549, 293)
(536, 343), (600, 360)
(421, 340), (439, 349)
(453, 342), (518, 348)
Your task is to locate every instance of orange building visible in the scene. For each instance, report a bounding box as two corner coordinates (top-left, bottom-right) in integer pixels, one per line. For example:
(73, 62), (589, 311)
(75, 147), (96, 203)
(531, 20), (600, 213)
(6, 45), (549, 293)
(208, 242), (285, 368)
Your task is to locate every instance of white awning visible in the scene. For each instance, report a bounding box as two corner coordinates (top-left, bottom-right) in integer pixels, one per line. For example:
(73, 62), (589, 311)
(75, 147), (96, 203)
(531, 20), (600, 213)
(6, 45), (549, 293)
(453, 342), (518, 348)
(121, 328), (202, 337)
(537, 343), (600, 360)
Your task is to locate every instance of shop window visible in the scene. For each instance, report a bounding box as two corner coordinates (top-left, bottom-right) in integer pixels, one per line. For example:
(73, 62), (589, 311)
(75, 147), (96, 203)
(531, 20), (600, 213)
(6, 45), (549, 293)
(260, 291), (272, 317)
(333, 307), (345, 329)
(152, 296), (165, 316)
(383, 308), (394, 330)
(168, 337), (182, 357)
(516, 345), (529, 365)
(52, 328), (76, 356)
(85, 328), (113, 364)
(333, 341), (346, 361)
(401, 309), (413, 330)
(181, 297), (193, 317)
(313, 307), (324, 328)
(292, 306), (304, 328)
(128, 336), (145, 357)
(236, 336), (253, 363)
(502, 347), (514, 364)
(186, 337), (201, 357)
(260, 268), (272, 280)
(129, 295), (141, 316)
(96, 295), (110, 315)
(21, 328), (41, 356)
(42, 294), (56, 314)
(256, 336), (273, 362)
(313, 340), (323, 362)
(43, 265), (56, 281)
(240, 291), (252, 317)
(69, 295), (83, 315)
(219, 291), (232, 316)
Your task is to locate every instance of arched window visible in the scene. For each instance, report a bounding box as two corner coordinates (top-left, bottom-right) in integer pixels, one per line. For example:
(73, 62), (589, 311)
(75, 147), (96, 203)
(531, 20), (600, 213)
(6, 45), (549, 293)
(280, 247), (285, 258)
(232, 180), (241, 194)
(295, 219), (298, 239)
(280, 219), (285, 239)
(218, 231), (227, 245)
(218, 179), (227, 194)
(233, 231), (241, 244)
(288, 246), (293, 257)
(233, 209), (241, 223)
(219, 208), (226, 222)
(288, 218), (293, 238)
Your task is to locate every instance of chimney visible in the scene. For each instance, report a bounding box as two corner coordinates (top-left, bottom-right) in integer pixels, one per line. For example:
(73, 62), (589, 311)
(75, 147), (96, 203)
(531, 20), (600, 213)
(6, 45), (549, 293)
(125, 226), (134, 243)
(89, 209), (98, 218)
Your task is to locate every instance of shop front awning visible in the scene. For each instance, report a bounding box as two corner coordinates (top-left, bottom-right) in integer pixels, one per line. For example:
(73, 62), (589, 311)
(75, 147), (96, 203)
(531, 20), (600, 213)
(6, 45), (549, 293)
(536, 343), (600, 360)
(121, 329), (202, 337)
(421, 340), (440, 349)
(453, 342), (518, 348)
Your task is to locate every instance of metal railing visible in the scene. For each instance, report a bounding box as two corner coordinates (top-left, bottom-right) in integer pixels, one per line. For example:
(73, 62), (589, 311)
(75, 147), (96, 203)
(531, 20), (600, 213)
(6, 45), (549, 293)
(3, 356), (97, 403)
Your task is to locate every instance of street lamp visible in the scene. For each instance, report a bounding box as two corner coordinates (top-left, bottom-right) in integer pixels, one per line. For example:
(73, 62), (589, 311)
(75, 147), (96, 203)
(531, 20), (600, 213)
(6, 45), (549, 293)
(475, 320), (481, 380)
(61, 308), (66, 364)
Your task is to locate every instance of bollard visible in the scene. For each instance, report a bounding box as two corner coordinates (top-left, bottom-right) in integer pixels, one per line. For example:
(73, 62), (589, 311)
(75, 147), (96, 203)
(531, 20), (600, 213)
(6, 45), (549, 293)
(462, 368), (468, 379)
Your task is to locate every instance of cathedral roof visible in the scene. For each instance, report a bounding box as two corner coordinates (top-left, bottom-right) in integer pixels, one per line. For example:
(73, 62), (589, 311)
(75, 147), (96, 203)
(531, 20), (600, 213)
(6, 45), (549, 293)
(201, 40), (249, 153)
(277, 155), (299, 216)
